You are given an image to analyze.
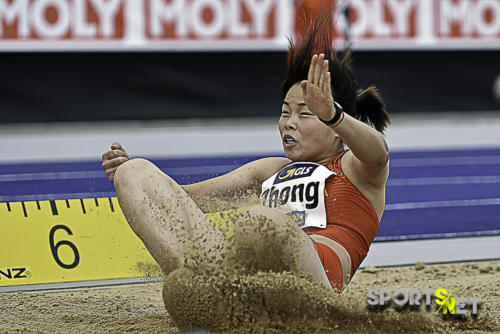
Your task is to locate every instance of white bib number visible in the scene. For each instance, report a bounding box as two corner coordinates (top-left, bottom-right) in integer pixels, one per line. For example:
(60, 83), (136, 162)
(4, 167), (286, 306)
(260, 162), (334, 229)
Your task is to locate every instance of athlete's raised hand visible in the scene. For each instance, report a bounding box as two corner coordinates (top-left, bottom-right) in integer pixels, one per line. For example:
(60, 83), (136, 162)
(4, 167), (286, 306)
(300, 53), (335, 123)
(102, 142), (130, 183)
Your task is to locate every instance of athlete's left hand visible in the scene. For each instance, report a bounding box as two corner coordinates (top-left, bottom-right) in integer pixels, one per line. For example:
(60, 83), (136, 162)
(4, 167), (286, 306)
(300, 53), (335, 123)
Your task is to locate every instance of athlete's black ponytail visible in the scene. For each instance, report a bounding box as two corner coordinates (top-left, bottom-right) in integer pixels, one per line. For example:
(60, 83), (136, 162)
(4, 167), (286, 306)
(355, 86), (390, 133)
(281, 7), (390, 133)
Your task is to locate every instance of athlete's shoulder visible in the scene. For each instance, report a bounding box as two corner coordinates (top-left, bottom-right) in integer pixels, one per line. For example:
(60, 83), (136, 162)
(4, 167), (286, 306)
(341, 149), (389, 188)
(248, 157), (292, 183)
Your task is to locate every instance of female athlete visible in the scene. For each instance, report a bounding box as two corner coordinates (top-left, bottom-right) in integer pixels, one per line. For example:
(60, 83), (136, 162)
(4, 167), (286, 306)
(101, 16), (390, 293)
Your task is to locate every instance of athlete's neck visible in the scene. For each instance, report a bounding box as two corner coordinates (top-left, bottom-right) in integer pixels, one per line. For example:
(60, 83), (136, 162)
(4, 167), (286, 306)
(315, 148), (344, 166)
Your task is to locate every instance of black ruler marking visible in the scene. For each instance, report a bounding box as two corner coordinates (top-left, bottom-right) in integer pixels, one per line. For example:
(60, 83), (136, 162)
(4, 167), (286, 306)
(49, 200), (59, 216)
(2, 198), (116, 215)
(108, 197), (115, 212)
(80, 199), (86, 214)
(21, 202), (28, 217)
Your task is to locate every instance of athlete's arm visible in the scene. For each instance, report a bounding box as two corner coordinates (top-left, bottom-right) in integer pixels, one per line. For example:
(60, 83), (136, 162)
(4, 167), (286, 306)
(301, 54), (389, 187)
(102, 143), (290, 209)
(182, 157), (291, 206)
(329, 115), (389, 187)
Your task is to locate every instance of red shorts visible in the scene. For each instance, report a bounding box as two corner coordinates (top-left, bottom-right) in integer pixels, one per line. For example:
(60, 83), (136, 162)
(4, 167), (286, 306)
(310, 239), (344, 292)
(304, 225), (359, 293)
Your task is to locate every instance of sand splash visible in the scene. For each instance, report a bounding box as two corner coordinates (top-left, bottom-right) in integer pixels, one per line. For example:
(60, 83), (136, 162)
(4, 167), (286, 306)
(162, 211), (440, 333)
(162, 266), (443, 333)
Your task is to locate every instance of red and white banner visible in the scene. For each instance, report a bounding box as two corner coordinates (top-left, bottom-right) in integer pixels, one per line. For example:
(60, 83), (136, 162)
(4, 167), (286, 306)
(0, 0), (293, 50)
(333, 0), (500, 50)
(0, 0), (499, 51)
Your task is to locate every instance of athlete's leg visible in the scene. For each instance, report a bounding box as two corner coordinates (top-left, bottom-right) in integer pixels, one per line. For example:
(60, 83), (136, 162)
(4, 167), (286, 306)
(113, 158), (226, 275)
(231, 205), (331, 288)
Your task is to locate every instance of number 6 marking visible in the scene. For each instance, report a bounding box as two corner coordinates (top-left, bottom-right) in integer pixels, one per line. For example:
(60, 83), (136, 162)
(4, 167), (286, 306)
(49, 225), (80, 269)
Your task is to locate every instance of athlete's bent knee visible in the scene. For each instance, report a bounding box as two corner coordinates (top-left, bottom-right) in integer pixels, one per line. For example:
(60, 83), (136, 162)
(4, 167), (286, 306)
(114, 158), (157, 190)
(245, 205), (296, 228)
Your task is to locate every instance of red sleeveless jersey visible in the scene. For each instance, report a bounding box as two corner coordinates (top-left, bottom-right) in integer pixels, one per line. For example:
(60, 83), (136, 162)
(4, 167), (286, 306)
(304, 150), (380, 277)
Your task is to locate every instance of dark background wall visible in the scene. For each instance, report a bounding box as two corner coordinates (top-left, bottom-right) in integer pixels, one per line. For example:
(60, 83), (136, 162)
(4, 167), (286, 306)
(0, 51), (499, 123)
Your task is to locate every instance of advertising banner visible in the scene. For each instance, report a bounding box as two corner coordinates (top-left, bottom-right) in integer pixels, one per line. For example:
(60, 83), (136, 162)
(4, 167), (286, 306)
(334, 0), (500, 50)
(0, 0), (499, 51)
(0, 0), (293, 50)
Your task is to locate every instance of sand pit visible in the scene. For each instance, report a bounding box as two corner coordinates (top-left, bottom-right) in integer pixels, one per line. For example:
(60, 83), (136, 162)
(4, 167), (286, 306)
(1, 260), (499, 333)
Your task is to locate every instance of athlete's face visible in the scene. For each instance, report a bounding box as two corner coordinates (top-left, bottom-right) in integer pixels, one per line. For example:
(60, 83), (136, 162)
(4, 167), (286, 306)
(279, 83), (340, 164)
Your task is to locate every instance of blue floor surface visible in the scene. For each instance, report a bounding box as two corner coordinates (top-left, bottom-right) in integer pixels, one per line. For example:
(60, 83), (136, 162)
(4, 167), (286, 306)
(1, 148), (499, 241)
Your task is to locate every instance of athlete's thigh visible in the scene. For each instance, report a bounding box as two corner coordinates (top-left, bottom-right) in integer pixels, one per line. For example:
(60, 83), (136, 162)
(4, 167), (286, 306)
(233, 205), (308, 246)
(114, 159), (226, 273)
(161, 176), (228, 264)
(231, 205), (330, 287)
